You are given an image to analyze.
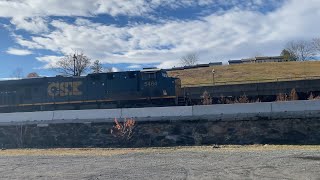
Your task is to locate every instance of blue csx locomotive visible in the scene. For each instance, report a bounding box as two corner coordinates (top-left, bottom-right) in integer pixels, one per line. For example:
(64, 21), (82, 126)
(0, 69), (182, 113)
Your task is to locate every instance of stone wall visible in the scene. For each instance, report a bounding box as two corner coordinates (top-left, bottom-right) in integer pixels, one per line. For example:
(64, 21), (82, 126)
(0, 117), (319, 149)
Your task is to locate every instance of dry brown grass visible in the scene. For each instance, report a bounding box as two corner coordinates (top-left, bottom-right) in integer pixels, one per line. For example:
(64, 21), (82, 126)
(168, 61), (320, 86)
(1, 145), (319, 156)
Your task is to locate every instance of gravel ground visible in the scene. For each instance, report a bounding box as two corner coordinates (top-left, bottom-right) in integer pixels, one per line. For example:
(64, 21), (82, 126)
(0, 146), (319, 180)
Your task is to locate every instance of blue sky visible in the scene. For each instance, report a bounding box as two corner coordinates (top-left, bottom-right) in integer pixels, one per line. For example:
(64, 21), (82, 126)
(0, 0), (319, 78)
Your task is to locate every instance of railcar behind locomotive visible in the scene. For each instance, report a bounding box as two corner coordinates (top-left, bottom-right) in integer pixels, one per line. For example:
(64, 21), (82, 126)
(0, 69), (182, 113)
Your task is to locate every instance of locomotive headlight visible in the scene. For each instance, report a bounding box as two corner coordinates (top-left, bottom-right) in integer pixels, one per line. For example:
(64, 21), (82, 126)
(163, 90), (167, 95)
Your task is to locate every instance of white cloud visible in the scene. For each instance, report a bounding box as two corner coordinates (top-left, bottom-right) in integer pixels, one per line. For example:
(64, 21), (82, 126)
(157, 61), (181, 69)
(3, 0), (320, 69)
(0, 0), (184, 18)
(0, 0), (282, 18)
(10, 16), (48, 33)
(6, 48), (33, 55)
(111, 67), (119, 72)
(0, 77), (19, 81)
(36, 55), (64, 68)
(12, 34), (44, 49)
(127, 64), (142, 69)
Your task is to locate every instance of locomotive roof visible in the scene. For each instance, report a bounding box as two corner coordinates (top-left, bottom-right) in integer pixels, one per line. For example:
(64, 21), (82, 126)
(0, 69), (166, 84)
(140, 68), (161, 72)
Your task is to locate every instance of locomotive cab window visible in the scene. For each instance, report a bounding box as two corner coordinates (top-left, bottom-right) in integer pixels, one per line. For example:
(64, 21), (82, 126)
(142, 72), (156, 80)
(162, 72), (168, 77)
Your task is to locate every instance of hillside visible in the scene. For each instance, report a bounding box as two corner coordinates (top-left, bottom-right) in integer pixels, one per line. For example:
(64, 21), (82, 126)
(167, 61), (320, 87)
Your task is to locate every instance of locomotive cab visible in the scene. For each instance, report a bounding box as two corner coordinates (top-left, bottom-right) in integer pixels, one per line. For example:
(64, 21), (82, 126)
(140, 69), (178, 103)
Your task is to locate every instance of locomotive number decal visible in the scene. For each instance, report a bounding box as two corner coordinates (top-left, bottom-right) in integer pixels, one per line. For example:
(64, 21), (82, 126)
(144, 81), (158, 87)
(48, 81), (82, 97)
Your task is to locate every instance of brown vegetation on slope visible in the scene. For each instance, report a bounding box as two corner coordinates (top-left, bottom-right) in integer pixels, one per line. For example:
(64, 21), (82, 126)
(168, 61), (320, 86)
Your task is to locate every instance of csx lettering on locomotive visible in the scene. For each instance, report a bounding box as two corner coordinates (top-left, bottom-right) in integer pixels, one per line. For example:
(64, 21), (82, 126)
(48, 81), (82, 97)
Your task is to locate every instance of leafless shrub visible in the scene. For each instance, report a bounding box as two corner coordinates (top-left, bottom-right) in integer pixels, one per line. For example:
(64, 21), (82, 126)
(192, 128), (202, 145)
(218, 95), (234, 104)
(308, 92), (320, 100)
(201, 91), (212, 105)
(110, 118), (136, 140)
(308, 93), (315, 100)
(276, 93), (288, 101)
(254, 98), (261, 103)
(225, 99), (234, 104)
(218, 95), (226, 104)
(289, 88), (299, 101)
(234, 94), (249, 103)
(276, 89), (299, 101)
(219, 95), (260, 104)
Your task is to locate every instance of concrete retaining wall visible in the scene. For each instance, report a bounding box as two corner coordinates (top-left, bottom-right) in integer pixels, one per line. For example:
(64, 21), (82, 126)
(0, 100), (319, 125)
(271, 100), (320, 112)
(53, 109), (121, 121)
(192, 103), (272, 115)
(0, 111), (54, 123)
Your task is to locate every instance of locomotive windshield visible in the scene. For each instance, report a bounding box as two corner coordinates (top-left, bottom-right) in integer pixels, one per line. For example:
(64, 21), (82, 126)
(141, 72), (156, 80)
(162, 72), (168, 77)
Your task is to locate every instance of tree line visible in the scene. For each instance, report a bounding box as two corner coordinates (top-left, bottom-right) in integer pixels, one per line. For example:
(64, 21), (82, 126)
(54, 52), (112, 76)
(12, 51), (114, 78)
(179, 38), (320, 66)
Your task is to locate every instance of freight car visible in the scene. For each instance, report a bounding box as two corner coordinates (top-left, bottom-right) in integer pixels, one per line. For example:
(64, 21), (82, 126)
(0, 69), (182, 113)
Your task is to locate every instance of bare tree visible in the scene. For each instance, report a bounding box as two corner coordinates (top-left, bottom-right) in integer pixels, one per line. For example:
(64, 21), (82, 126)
(91, 60), (103, 73)
(54, 51), (91, 76)
(285, 40), (316, 61)
(27, 72), (40, 78)
(180, 53), (199, 66)
(312, 38), (320, 52)
(11, 68), (24, 79)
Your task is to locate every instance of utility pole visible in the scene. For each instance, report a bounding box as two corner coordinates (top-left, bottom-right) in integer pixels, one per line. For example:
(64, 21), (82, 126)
(73, 54), (77, 76)
(212, 68), (215, 85)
